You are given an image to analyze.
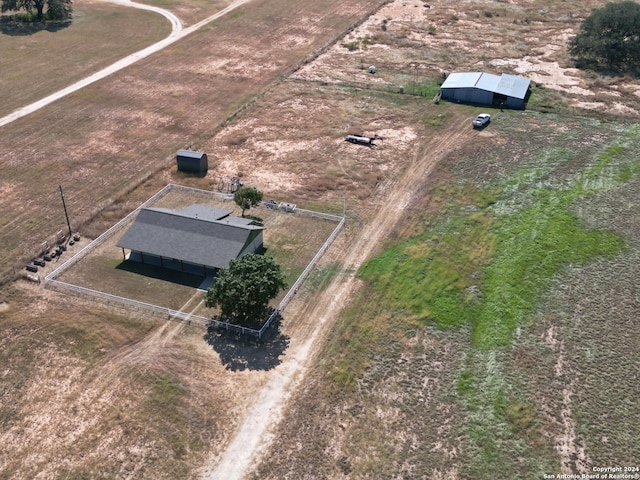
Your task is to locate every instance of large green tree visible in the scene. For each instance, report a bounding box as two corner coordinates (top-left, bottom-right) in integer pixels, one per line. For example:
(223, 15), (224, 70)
(568, 1), (640, 73)
(205, 254), (287, 327)
(234, 186), (263, 217)
(1, 0), (71, 21)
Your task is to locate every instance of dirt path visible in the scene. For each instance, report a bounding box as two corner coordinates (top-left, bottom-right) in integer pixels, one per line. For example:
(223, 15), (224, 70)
(202, 118), (475, 480)
(106, 289), (204, 369)
(0, 0), (252, 128)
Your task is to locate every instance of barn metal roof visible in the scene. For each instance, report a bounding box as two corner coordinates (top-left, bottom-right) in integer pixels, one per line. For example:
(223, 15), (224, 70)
(116, 205), (264, 269)
(441, 72), (530, 99)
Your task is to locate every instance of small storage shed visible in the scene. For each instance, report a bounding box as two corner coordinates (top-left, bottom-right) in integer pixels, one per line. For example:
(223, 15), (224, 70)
(440, 72), (531, 109)
(176, 149), (208, 175)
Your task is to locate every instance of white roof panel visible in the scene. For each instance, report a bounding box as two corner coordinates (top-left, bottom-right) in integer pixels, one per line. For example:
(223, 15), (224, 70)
(441, 72), (530, 99)
(440, 72), (483, 89)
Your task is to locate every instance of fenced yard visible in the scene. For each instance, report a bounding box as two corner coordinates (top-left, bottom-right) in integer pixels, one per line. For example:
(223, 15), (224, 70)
(45, 184), (344, 337)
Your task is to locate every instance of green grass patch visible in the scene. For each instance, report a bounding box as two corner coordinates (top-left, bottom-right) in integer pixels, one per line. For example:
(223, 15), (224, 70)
(360, 211), (494, 329)
(616, 162), (640, 182)
(356, 128), (638, 477)
(326, 299), (394, 390)
(525, 83), (571, 114)
(412, 79), (443, 98)
(359, 183), (498, 330)
(474, 192), (623, 349)
(360, 143), (628, 349)
(423, 111), (448, 127)
(342, 41), (359, 51)
(150, 374), (187, 408)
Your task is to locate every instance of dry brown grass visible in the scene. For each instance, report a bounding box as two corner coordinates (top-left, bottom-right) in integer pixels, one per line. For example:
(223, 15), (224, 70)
(0, 0), (390, 477)
(2, 0), (640, 478)
(0, 284), (262, 479)
(0, 0), (169, 118)
(0, 0), (383, 283)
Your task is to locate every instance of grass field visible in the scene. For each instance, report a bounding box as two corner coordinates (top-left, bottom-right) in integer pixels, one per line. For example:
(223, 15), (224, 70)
(1, 0), (639, 478)
(238, 4), (640, 475)
(0, 0), (384, 284)
(252, 110), (640, 479)
(0, 0), (388, 476)
(0, 0), (169, 118)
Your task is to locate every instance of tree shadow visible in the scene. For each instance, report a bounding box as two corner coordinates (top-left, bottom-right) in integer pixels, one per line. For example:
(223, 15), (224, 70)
(203, 313), (290, 371)
(572, 58), (640, 77)
(0, 17), (72, 36)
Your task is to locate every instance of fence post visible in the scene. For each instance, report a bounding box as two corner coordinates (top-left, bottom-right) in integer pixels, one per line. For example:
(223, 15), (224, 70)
(44, 185), (344, 336)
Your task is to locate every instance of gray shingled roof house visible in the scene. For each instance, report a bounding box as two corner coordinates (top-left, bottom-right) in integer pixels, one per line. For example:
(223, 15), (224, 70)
(440, 72), (531, 109)
(116, 204), (264, 276)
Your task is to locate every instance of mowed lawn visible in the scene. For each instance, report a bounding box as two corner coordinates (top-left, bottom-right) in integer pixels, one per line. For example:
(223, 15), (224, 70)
(0, 0), (169, 118)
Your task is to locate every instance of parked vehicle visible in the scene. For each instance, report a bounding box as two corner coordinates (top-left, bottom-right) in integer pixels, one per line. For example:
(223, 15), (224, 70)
(472, 113), (491, 128)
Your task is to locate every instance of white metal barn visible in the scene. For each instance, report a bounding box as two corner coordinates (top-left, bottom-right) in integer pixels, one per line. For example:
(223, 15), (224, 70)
(440, 72), (531, 109)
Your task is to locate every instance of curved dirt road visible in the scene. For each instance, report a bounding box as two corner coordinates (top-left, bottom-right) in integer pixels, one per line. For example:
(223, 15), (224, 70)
(0, 0), (252, 128)
(202, 119), (476, 480)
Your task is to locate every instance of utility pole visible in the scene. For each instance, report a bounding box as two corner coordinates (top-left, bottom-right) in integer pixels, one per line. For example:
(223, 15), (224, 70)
(59, 185), (73, 242)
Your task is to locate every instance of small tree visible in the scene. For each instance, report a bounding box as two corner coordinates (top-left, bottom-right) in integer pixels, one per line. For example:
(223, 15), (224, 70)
(1, 0), (72, 21)
(234, 186), (263, 217)
(205, 254), (287, 327)
(568, 1), (640, 74)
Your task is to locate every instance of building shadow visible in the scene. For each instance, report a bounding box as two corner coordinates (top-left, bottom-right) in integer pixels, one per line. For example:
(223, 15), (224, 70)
(0, 18), (72, 36)
(116, 259), (206, 288)
(203, 314), (290, 371)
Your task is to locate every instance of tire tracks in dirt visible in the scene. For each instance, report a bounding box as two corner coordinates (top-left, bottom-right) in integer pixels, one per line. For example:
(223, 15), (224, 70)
(106, 292), (204, 370)
(202, 118), (475, 480)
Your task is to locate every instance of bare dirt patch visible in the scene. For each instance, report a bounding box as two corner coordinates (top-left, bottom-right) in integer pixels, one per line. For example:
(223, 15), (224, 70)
(293, 0), (640, 116)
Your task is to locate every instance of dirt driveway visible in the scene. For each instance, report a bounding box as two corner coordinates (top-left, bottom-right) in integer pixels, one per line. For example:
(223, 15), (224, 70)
(3, 0), (638, 478)
(202, 115), (475, 479)
(0, 0), (256, 128)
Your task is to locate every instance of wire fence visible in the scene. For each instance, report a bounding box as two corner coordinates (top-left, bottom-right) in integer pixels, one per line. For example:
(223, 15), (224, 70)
(258, 214), (345, 338)
(46, 184), (178, 281)
(44, 184), (345, 339)
(46, 278), (210, 324)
